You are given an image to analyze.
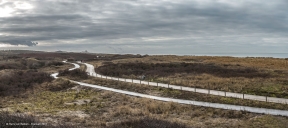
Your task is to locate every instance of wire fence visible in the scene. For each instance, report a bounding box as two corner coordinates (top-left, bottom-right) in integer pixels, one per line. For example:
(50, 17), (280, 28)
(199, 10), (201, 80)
(73, 80), (288, 117)
(88, 72), (288, 104)
(60, 62), (288, 116)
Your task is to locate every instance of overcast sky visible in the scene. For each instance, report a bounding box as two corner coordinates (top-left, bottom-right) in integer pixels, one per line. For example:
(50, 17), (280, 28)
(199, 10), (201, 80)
(0, 0), (288, 55)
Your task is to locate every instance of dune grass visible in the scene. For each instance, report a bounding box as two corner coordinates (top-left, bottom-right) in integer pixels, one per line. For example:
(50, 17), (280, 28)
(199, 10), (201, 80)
(91, 55), (288, 98)
(2, 53), (288, 127)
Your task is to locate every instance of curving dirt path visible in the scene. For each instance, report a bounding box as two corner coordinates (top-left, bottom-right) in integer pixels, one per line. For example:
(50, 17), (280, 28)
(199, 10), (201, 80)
(51, 61), (288, 117)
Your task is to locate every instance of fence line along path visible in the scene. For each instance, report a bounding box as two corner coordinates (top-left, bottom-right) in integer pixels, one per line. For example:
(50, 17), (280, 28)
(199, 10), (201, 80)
(51, 61), (288, 117)
(81, 62), (288, 104)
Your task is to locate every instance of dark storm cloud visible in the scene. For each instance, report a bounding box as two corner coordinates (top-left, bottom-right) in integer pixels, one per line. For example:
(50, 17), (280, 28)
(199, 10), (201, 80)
(0, 0), (287, 54)
(0, 15), (89, 33)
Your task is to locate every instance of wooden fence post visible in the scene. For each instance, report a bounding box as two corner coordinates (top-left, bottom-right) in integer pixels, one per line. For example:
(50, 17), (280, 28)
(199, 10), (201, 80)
(267, 92), (270, 102)
(208, 83), (210, 94)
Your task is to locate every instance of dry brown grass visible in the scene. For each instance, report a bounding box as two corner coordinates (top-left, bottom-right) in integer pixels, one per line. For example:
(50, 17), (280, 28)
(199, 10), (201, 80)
(194, 56), (288, 70)
(38, 63), (74, 74)
(91, 55), (288, 71)
(156, 74), (288, 98)
(90, 55), (288, 98)
(2, 77), (288, 128)
(1, 52), (288, 127)
(0, 55), (74, 74)
(75, 76), (288, 110)
(79, 62), (86, 71)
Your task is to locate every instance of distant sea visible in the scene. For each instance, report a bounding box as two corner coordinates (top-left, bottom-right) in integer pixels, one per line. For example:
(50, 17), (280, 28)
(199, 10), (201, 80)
(177, 53), (288, 58)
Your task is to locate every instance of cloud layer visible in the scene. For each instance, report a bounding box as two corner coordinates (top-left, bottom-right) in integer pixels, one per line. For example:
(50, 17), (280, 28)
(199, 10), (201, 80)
(0, 0), (288, 54)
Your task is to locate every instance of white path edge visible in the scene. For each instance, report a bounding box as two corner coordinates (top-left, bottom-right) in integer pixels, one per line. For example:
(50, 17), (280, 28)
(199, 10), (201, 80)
(50, 61), (288, 117)
(82, 62), (288, 104)
(51, 61), (80, 79)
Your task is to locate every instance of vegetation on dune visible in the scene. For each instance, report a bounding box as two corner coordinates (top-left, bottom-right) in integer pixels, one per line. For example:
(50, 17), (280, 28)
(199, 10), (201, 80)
(3, 84), (288, 127)
(106, 117), (190, 128)
(58, 69), (88, 80)
(94, 57), (288, 98)
(96, 62), (271, 78)
(1, 52), (288, 127)
(0, 62), (27, 70)
(46, 78), (77, 92)
(192, 56), (288, 70)
(0, 111), (40, 128)
(0, 71), (53, 97)
(0, 111), (75, 128)
(17, 52), (143, 61)
(0, 58), (64, 70)
(18, 52), (97, 60)
(78, 77), (288, 110)
(0, 73), (286, 127)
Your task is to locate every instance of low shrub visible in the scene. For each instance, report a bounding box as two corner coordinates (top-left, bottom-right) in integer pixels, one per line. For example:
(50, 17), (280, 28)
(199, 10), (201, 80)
(0, 111), (75, 128)
(0, 63), (27, 70)
(58, 69), (88, 80)
(96, 62), (270, 78)
(106, 117), (190, 128)
(0, 71), (53, 97)
(46, 61), (64, 66)
(0, 111), (39, 128)
(47, 78), (76, 92)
